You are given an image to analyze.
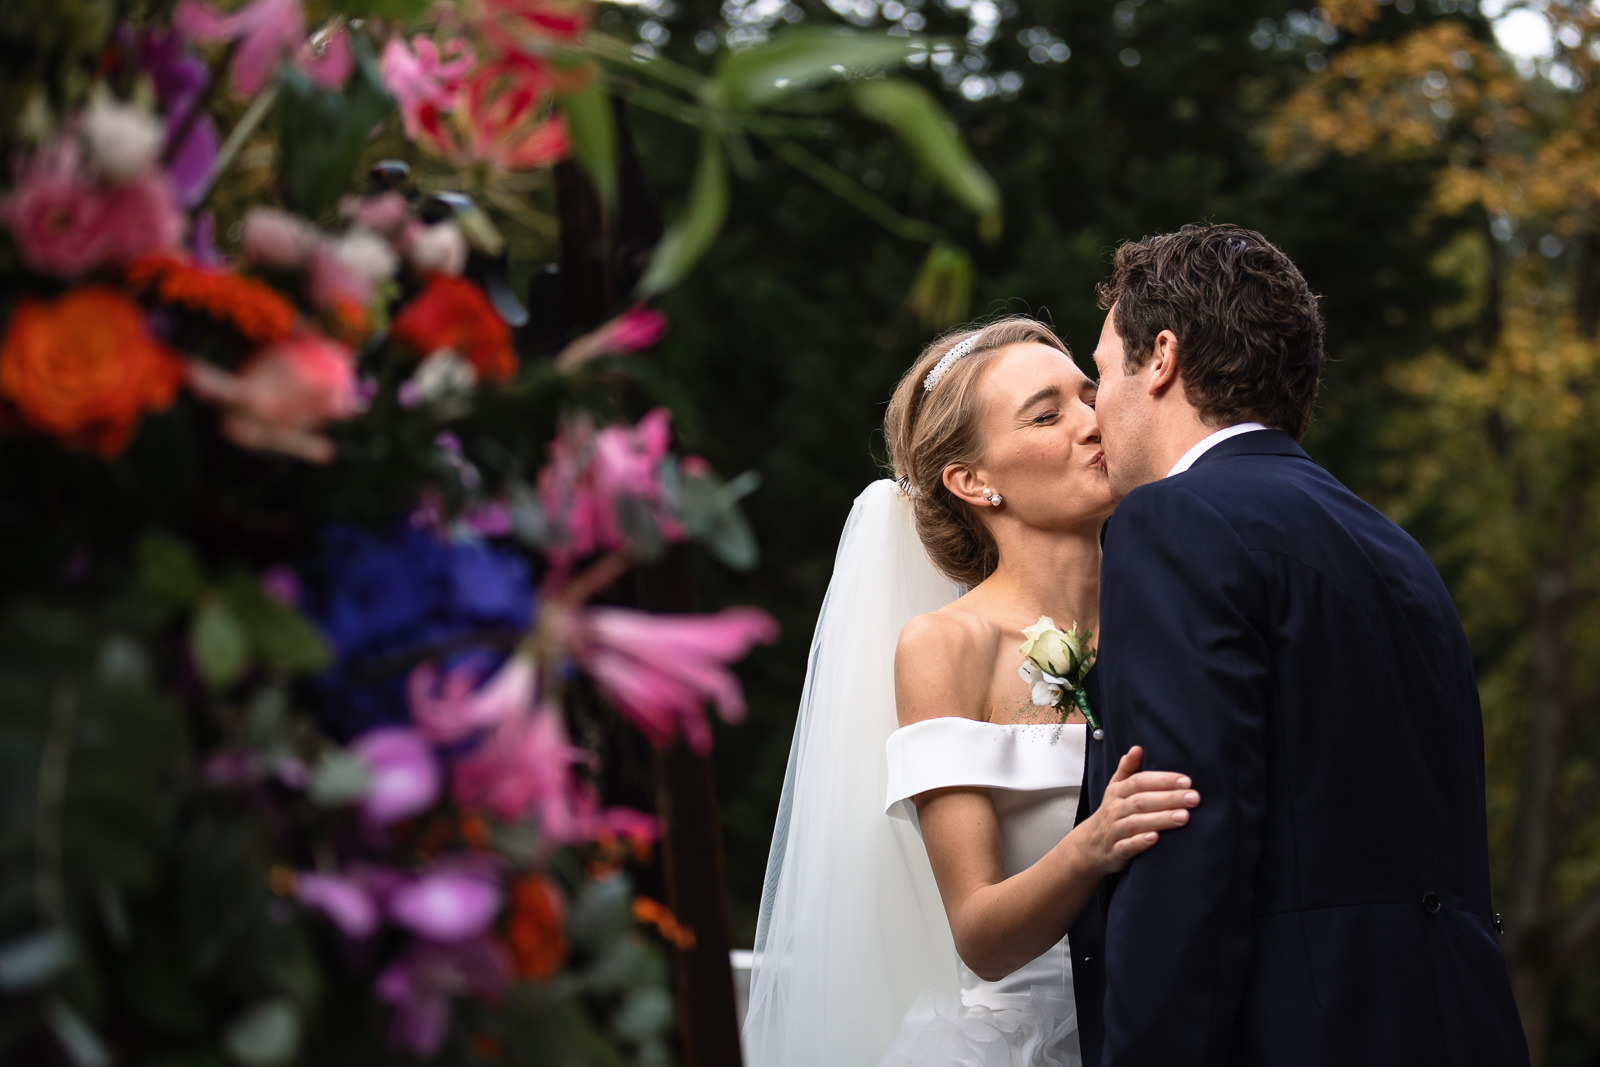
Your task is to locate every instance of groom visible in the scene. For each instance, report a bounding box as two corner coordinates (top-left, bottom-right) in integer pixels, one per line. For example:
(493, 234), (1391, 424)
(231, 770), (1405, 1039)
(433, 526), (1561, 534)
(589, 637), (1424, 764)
(1068, 224), (1529, 1066)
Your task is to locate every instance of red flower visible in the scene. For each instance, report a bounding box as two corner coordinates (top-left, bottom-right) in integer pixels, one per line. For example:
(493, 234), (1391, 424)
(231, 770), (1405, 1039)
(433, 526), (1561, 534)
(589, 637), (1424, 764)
(507, 875), (566, 979)
(0, 287), (184, 456)
(127, 255), (297, 345)
(391, 274), (516, 384)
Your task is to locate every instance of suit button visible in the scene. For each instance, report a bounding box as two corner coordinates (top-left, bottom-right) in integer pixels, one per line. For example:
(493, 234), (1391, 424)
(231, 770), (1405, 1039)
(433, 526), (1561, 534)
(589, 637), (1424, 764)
(1422, 892), (1442, 915)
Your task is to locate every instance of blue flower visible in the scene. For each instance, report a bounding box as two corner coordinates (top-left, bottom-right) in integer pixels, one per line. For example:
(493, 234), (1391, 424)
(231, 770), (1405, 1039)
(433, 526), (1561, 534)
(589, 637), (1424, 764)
(303, 522), (534, 739)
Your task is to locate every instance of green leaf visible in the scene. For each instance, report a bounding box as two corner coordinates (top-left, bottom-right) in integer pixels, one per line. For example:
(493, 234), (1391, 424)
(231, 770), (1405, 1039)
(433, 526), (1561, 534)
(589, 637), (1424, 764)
(568, 875), (633, 952)
(274, 39), (395, 218)
(906, 239), (975, 327)
(308, 751), (371, 808)
(46, 999), (110, 1067)
(611, 987), (674, 1042)
(139, 531), (204, 605)
(851, 79), (1001, 237)
(222, 998), (299, 1067)
(0, 928), (76, 991)
(217, 575), (331, 674)
(324, 0), (430, 15)
(636, 129), (728, 298)
(713, 29), (917, 110)
(190, 599), (247, 688)
(558, 78), (617, 208)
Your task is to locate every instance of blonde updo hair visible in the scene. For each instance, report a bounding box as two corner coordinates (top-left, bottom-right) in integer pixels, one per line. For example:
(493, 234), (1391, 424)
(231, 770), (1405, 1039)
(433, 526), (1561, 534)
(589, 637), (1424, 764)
(884, 315), (1072, 588)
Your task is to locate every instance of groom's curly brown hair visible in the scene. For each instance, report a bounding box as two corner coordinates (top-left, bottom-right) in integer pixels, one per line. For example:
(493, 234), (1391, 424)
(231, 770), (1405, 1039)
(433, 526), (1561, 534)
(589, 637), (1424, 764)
(1096, 223), (1325, 441)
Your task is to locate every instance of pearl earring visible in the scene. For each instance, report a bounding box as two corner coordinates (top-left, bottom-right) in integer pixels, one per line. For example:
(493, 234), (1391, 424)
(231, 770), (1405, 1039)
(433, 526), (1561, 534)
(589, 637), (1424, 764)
(982, 488), (1003, 506)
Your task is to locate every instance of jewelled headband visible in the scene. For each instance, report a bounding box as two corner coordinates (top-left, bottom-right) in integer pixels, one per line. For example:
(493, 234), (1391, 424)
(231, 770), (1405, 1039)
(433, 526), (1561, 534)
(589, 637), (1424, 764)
(922, 335), (980, 391)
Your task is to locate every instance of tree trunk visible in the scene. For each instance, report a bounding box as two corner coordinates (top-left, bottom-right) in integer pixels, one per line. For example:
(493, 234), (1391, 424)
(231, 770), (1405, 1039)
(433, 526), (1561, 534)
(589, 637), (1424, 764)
(1510, 958), (1555, 1067)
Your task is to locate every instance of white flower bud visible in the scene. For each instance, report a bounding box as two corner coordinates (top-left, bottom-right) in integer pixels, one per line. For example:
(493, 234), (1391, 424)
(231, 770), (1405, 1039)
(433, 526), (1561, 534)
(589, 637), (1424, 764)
(81, 94), (165, 184)
(407, 221), (468, 277)
(332, 228), (399, 284)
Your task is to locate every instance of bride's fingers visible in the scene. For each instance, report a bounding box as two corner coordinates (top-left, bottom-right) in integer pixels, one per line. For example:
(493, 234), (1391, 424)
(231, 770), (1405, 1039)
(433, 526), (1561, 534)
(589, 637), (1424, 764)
(1108, 745), (1144, 783)
(1113, 810), (1193, 837)
(1113, 771), (1194, 799)
(1116, 786), (1201, 815)
(1111, 830), (1161, 864)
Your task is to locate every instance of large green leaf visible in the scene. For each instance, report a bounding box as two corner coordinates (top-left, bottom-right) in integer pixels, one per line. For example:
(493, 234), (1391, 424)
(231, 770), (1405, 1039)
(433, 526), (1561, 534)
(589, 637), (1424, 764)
(713, 29), (917, 110)
(558, 78), (617, 209)
(906, 240), (975, 327)
(190, 599), (247, 688)
(217, 575), (331, 674)
(851, 79), (1002, 236)
(636, 130), (727, 298)
(274, 39), (395, 219)
(138, 531), (203, 606)
(222, 998), (299, 1067)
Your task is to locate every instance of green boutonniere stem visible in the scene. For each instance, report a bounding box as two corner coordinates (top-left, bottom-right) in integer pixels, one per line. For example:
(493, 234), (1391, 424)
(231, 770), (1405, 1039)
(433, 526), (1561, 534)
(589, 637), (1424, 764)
(1073, 684), (1103, 740)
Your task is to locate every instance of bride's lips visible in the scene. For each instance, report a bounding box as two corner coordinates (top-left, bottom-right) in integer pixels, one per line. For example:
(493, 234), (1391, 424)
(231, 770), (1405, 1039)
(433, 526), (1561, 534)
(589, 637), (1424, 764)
(1089, 451), (1105, 469)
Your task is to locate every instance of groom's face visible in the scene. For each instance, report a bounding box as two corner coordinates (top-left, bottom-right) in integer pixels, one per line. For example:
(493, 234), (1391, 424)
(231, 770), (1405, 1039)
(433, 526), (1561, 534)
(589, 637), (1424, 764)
(1091, 306), (1154, 498)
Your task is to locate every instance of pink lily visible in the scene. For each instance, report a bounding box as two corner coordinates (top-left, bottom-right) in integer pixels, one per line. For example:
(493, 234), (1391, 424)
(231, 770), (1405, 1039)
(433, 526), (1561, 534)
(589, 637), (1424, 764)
(572, 606), (779, 752)
(420, 58), (572, 171)
(450, 703), (597, 842)
(537, 407), (680, 564)
(174, 0), (306, 97)
(297, 23), (353, 90)
(380, 35), (476, 139)
(407, 652), (535, 745)
(554, 306), (667, 372)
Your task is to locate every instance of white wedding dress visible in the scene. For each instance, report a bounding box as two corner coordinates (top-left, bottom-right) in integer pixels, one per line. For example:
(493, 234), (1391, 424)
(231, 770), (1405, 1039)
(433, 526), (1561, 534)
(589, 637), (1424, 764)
(878, 717), (1085, 1067)
(743, 481), (1083, 1067)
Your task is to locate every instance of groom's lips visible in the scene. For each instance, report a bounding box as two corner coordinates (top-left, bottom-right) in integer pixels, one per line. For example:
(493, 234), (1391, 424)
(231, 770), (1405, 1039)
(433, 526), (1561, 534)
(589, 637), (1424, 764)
(1090, 451), (1105, 468)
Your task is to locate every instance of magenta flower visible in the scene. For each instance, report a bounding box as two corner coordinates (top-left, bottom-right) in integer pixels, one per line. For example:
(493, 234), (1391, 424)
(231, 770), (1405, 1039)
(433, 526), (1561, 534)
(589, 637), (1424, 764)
(554, 306), (668, 372)
(297, 870), (382, 939)
(537, 407), (682, 564)
(573, 606), (779, 751)
(380, 36), (475, 140)
(296, 24), (353, 90)
(98, 173), (186, 261)
(407, 652), (534, 745)
(450, 704), (597, 842)
(388, 865), (501, 943)
(174, 0), (306, 97)
(349, 726), (440, 827)
(377, 935), (511, 1056)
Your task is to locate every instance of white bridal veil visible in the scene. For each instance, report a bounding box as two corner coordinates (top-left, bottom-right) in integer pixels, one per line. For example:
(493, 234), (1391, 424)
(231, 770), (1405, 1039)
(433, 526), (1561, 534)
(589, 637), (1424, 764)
(743, 480), (964, 1067)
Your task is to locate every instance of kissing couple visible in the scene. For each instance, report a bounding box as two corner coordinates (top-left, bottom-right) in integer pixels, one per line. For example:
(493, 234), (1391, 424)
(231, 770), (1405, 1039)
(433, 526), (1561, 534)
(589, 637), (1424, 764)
(742, 225), (1530, 1066)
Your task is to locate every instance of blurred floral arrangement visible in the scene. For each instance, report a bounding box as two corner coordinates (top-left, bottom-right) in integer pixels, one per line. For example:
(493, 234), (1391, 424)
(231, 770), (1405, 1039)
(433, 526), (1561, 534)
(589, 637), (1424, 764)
(0, 0), (998, 1062)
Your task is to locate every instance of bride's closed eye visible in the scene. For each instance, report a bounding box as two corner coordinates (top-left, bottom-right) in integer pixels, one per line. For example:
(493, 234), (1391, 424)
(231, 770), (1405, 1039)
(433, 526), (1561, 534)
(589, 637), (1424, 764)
(1031, 411), (1060, 425)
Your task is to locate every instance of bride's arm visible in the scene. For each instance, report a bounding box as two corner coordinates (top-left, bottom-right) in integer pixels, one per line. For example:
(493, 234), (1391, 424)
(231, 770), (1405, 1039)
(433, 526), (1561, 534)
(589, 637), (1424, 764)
(896, 619), (1200, 983)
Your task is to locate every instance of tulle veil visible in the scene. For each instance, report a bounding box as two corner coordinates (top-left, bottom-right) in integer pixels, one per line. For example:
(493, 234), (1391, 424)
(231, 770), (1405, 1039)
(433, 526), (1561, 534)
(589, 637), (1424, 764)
(742, 479), (964, 1067)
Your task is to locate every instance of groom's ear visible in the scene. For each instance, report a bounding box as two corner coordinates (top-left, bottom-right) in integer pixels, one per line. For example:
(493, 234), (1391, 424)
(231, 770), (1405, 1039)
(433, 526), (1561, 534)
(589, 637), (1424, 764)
(1145, 329), (1181, 398)
(942, 463), (990, 509)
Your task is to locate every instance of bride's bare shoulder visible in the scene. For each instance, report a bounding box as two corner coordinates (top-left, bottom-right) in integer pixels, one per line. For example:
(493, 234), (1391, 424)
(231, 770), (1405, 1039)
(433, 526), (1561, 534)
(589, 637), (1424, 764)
(894, 608), (1000, 728)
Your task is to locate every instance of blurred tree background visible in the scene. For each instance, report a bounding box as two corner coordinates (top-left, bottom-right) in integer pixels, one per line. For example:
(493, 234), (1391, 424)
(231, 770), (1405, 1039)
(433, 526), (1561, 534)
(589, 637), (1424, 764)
(598, 0), (1596, 1062)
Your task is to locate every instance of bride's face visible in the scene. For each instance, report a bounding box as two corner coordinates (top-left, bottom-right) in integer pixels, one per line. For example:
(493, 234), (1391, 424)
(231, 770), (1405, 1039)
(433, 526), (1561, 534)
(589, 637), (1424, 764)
(963, 342), (1114, 529)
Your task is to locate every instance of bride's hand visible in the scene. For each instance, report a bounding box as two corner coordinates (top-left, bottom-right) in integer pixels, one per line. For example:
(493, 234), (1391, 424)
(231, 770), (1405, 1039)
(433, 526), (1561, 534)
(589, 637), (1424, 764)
(1083, 746), (1200, 875)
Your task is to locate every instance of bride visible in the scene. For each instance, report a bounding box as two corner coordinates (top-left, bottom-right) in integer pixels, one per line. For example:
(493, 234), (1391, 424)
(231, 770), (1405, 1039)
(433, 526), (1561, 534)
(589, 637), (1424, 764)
(743, 316), (1201, 1067)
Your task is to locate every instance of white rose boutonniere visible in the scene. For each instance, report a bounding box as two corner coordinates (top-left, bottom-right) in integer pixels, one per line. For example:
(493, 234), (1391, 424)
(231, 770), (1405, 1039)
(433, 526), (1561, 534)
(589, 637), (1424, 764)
(1017, 616), (1101, 739)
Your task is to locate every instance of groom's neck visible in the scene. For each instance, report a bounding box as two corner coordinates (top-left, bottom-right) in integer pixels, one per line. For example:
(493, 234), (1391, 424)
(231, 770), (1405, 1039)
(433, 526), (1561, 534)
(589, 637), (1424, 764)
(1143, 405), (1219, 481)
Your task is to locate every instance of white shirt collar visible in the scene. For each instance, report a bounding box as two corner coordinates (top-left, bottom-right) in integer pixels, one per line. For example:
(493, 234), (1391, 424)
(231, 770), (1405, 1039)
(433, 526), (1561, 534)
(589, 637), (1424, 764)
(1166, 422), (1269, 478)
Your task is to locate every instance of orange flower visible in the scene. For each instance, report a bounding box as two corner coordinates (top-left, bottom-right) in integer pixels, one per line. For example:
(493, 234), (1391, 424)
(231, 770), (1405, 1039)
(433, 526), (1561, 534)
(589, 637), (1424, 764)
(391, 275), (516, 384)
(506, 875), (566, 980)
(632, 896), (696, 950)
(127, 254), (296, 345)
(0, 287), (184, 456)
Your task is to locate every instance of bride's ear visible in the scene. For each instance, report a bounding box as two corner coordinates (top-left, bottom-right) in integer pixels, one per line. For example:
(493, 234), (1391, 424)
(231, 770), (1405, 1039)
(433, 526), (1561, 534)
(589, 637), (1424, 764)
(942, 463), (991, 510)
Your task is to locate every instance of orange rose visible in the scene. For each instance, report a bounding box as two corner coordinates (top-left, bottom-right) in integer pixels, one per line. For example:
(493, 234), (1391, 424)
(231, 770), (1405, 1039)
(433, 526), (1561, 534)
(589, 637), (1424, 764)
(506, 875), (566, 980)
(0, 287), (185, 456)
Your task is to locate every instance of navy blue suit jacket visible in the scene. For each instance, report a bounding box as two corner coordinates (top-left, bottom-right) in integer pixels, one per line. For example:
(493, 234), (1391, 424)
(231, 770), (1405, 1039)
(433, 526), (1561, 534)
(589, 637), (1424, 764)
(1068, 430), (1527, 1067)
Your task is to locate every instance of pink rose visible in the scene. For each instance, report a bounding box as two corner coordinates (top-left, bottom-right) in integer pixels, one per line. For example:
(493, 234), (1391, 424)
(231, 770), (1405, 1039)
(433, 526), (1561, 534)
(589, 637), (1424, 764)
(242, 207), (320, 270)
(187, 333), (361, 463)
